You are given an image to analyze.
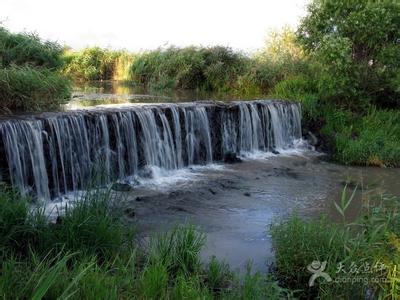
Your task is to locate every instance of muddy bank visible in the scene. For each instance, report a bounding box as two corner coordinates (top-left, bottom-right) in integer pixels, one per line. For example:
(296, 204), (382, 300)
(118, 152), (400, 272)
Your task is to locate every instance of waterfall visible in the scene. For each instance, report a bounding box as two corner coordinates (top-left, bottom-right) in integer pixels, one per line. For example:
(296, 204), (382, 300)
(0, 100), (302, 200)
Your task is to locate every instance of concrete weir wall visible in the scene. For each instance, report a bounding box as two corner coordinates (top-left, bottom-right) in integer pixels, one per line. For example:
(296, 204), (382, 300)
(0, 100), (302, 200)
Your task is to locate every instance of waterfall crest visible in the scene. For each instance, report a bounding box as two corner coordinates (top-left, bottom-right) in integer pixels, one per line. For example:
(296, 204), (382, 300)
(0, 100), (302, 200)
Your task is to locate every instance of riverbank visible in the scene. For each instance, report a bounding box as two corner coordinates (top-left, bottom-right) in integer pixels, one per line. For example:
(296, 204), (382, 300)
(1, 151), (400, 298)
(0, 184), (292, 299)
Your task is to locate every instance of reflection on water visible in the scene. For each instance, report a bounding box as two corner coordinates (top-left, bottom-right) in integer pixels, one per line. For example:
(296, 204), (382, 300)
(69, 80), (266, 108)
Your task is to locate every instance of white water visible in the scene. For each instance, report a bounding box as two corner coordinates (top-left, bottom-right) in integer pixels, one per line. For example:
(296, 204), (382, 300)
(0, 100), (303, 201)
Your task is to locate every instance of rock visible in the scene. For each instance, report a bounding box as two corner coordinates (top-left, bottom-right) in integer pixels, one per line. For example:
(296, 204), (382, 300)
(244, 192), (251, 197)
(139, 166), (153, 179)
(307, 131), (318, 146)
(167, 206), (192, 213)
(112, 182), (133, 192)
(124, 207), (135, 218)
(223, 152), (242, 164)
(272, 150), (280, 155)
(209, 188), (217, 195)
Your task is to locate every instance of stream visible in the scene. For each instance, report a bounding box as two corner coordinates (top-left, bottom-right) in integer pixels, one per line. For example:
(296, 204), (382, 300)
(1, 82), (399, 272)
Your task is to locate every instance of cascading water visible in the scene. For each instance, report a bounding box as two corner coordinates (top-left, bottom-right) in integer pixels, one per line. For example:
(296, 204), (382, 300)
(0, 100), (302, 200)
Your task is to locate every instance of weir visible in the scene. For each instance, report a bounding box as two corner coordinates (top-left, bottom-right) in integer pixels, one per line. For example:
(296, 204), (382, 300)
(0, 100), (302, 200)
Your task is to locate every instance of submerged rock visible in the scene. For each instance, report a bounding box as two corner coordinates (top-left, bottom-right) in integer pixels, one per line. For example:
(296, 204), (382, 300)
(124, 207), (135, 218)
(112, 182), (134, 192)
(223, 152), (242, 164)
(272, 150), (280, 155)
(139, 166), (154, 179)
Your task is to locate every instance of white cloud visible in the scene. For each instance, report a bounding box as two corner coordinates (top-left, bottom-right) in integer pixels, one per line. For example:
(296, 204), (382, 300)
(1, 0), (309, 52)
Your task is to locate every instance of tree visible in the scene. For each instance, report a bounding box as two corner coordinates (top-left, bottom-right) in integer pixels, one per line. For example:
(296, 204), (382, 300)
(297, 0), (400, 108)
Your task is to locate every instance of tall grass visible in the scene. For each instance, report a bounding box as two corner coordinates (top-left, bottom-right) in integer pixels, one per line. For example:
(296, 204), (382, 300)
(0, 26), (72, 112)
(0, 27), (64, 70)
(129, 46), (250, 92)
(0, 66), (71, 112)
(63, 48), (135, 82)
(0, 184), (289, 299)
(271, 188), (400, 299)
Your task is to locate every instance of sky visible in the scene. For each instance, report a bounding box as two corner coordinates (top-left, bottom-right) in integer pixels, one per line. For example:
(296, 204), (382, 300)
(2, 0), (309, 53)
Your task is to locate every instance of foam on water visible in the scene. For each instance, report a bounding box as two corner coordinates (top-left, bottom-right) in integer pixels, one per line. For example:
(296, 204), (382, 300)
(0, 100), (303, 202)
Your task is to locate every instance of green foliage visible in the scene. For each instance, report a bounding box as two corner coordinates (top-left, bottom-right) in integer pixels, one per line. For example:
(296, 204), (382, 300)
(129, 46), (249, 91)
(270, 216), (348, 296)
(0, 27), (64, 70)
(0, 184), (29, 256)
(0, 66), (71, 112)
(0, 26), (71, 112)
(0, 183), (289, 299)
(297, 0), (400, 108)
(139, 262), (169, 299)
(332, 108), (400, 167)
(52, 189), (129, 259)
(63, 47), (135, 81)
(206, 256), (233, 292)
(271, 188), (400, 299)
(148, 224), (205, 276)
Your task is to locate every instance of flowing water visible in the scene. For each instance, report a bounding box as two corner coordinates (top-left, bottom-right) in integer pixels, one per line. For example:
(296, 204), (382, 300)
(0, 85), (399, 271)
(0, 100), (302, 200)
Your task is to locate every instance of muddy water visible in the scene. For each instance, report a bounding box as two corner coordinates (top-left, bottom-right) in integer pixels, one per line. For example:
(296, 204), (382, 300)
(118, 151), (400, 272)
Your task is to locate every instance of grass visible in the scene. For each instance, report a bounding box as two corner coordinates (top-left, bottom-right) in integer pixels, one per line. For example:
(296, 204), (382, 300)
(0, 184), (290, 299)
(63, 48), (135, 82)
(2, 179), (399, 298)
(0, 66), (71, 112)
(0, 27), (64, 70)
(0, 26), (72, 112)
(270, 187), (400, 299)
(129, 46), (250, 92)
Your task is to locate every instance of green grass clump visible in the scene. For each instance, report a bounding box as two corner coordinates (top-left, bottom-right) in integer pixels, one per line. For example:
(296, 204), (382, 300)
(0, 27), (64, 70)
(0, 66), (71, 112)
(129, 46), (250, 92)
(0, 26), (72, 112)
(333, 109), (400, 167)
(63, 48), (135, 81)
(148, 224), (205, 276)
(271, 188), (400, 299)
